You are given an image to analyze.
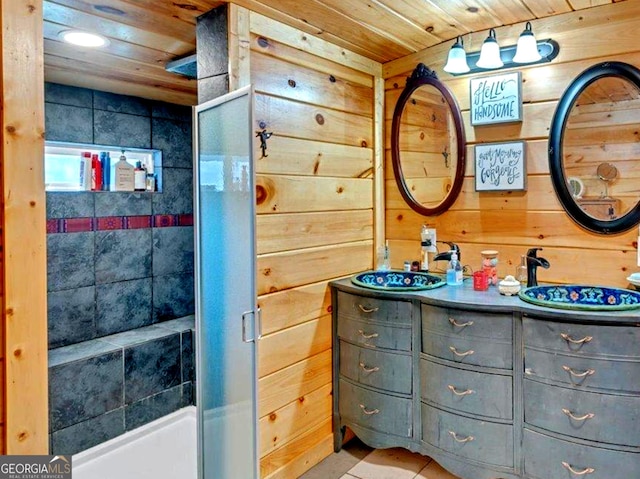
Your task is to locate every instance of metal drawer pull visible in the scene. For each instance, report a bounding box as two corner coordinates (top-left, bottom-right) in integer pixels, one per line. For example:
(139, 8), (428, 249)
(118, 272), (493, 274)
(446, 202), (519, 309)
(447, 385), (475, 397)
(561, 462), (595, 475)
(562, 365), (596, 378)
(358, 304), (379, 313)
(359, 404), (380, 415)
(448, 318), (474, 328)
(560, 333), (593, 345)
(449, 346), (475, 357)
(448, 431), (474, 443)
(562, 408), (595, 422)
(358, 330), (379, 339)
(359, 362), (380, 373)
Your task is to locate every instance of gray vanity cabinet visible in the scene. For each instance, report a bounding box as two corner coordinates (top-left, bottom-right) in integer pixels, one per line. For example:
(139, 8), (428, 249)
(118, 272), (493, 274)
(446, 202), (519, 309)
(420, 305), (516, 476)
(332, 290), (417, 451)
(331, 280), (640, 479)
(522, 316), (640, 478)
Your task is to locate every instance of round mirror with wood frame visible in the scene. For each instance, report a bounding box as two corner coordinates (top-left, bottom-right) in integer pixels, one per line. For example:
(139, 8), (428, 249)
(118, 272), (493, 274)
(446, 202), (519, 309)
(391, 63), (466, 216)
(549, 61), (640, 234)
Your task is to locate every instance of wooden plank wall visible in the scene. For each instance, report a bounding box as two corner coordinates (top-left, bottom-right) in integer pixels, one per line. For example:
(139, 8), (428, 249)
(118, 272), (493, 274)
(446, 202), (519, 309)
(1, 0), (49, 453)
(239, 12), (382, 479)
(383, 1), (640, 287)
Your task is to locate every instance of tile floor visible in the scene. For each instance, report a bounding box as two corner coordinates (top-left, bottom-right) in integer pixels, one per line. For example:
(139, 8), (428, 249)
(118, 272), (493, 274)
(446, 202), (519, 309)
(300, 439), (460, 479)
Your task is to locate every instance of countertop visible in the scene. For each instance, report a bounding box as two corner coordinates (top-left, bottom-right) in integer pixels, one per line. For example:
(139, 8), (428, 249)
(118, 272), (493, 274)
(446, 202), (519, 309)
(331, 277), (640, 325)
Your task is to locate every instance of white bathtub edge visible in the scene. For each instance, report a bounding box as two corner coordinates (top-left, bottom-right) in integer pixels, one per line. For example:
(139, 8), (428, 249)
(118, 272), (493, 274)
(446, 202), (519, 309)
(73, 406), (197, 467)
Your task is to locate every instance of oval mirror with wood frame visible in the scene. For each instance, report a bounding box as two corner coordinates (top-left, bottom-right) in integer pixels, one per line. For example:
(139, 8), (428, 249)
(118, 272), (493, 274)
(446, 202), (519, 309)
(391, 63), (466, 216)
(549, 61), (640, 234)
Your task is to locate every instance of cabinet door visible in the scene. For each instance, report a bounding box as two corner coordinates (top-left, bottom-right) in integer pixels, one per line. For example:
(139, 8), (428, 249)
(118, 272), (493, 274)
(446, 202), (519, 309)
(194, 86), (258, 479)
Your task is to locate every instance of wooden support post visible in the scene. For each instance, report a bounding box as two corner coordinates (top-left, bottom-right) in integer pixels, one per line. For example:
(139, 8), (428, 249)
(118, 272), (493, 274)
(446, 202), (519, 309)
(373, 76), (385, 258)
(229, 4), (251, 91)
(1, 0), (49, 454)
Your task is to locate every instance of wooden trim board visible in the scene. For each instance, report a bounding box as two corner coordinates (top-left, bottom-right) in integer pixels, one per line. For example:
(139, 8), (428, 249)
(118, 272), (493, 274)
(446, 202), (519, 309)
(1, 0), (49, 454)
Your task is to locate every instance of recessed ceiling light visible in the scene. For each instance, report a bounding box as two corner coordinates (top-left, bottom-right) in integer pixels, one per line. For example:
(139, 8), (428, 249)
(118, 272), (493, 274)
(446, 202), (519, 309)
(59, 30), (109, 48)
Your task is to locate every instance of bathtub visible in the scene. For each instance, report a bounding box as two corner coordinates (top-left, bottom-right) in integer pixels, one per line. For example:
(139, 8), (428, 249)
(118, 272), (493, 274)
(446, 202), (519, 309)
(73, 406), (197, 479)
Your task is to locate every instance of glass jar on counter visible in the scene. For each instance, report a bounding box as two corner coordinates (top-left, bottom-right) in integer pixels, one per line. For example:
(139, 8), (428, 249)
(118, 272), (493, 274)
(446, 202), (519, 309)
(481, 250), (499, 286)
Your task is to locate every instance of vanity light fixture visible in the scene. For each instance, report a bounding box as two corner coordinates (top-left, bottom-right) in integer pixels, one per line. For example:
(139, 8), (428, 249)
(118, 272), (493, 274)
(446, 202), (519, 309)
(59, 30), (110, 48)
(443, 22), (559, 76)
(513, 22), (542, 63)
(443, 36), (470, 74)
(476, 29), (503, 69)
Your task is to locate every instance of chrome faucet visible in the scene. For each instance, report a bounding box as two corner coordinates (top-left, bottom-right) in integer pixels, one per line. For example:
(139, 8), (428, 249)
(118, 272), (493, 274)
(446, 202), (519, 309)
(526, 248), (550, 288)
(433, 241), (461, 262)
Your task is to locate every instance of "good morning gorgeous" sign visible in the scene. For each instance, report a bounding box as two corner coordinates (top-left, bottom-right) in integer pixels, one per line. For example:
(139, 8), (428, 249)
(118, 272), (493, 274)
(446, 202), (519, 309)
(475, 141), (527, 191)
(470, 72), (522, 125)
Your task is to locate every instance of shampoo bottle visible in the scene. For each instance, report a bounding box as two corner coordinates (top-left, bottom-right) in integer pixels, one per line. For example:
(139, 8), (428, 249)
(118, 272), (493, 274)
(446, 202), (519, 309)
(91, 153), (102, 191)
(100, 152), (111, 191)
(114, 150), (135, 191)
(79, 152), (92, 190)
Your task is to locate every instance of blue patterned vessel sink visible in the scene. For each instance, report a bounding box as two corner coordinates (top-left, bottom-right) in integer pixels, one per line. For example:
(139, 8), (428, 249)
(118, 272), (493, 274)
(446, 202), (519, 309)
(519, 285), (640, 311)
(352, 270), (445, 291)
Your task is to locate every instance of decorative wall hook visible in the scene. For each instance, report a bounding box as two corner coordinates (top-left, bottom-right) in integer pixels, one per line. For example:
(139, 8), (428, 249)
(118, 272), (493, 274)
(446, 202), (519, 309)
(256, 129), (273, 158)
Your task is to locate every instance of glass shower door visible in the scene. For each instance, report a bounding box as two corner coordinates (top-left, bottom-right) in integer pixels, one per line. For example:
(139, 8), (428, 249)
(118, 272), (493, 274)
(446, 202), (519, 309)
(193, 85), (259, 479)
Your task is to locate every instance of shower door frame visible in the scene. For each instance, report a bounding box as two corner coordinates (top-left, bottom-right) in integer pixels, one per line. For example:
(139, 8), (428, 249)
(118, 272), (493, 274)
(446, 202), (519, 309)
(193, 85), (260, 479)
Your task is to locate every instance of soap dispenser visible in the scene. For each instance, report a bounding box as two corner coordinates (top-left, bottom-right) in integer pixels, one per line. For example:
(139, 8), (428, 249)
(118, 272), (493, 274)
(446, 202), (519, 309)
(446, 251), (463, 286)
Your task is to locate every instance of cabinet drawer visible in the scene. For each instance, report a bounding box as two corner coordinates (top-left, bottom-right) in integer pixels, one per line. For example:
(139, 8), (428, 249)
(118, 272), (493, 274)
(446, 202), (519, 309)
(340, 341), (412, 395)
(422, 305), (512, 341)
(339, 317), (411, 351)
(525, 347), (640, 394)
(422, 330), (512, 370)
(523, 317), (640, 359)
(337, 291), (412, 325)
(421, 403), (513, 468)
(339, 379), (412, 438)
(524, 379), (640, 447)
(524, 429), (640, 479)
(420, 359), (512, 420)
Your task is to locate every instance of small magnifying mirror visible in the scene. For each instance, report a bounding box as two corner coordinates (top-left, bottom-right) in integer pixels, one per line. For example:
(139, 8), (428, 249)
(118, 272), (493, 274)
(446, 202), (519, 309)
(596, 162), (618, 199)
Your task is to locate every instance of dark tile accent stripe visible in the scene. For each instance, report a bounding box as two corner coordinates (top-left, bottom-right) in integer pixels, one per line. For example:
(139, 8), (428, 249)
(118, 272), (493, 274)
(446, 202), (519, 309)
(178, 214), (193, 226)
(64, 218), (94, 233)
(47, 214), (193, 234)
(126, 215), (152, 229)
(96, 216), (125, 231)
(47, 219), (60, 234)
(153, 214), (176, 227)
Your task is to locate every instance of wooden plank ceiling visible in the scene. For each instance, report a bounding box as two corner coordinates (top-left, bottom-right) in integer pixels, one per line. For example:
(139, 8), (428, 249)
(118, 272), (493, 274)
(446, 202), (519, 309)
(43, 0), (620, 105)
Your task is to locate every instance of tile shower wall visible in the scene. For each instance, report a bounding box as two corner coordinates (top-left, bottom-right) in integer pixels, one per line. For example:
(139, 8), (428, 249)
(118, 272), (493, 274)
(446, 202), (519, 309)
(45, 83), (196, 455)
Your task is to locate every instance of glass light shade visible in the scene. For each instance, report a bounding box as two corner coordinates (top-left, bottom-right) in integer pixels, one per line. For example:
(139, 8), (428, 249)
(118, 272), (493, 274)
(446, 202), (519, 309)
(60, 30), (109, 48)
(443, 39), (470, 74)
(513, 23), (542, 63)
(476, 31), (503, 69)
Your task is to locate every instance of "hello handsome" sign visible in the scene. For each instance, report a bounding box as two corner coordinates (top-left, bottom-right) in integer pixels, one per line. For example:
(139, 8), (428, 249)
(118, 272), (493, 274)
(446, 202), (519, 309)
(470, 72), (522, 126)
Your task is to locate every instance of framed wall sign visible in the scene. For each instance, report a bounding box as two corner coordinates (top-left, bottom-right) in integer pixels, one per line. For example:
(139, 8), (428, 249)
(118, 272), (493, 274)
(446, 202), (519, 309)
(475, 141), (526, 191)
(470, 72), (522, 125)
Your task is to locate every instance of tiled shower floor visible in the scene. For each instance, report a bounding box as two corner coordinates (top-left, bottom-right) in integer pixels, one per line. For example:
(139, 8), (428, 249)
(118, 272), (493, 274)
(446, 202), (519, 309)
(299, 439), (460, 479)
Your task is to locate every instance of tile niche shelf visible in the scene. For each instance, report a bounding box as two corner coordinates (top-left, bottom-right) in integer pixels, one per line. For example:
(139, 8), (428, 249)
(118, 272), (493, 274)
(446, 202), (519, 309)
(45, 141), (162, 193)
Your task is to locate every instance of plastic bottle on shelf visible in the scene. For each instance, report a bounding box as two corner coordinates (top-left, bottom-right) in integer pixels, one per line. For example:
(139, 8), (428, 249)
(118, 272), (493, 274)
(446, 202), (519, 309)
(134, 161), (147, 191)
(420, 225), (430, 272)
(114, 150), (135, 191)
(516, 255), (527, 284)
